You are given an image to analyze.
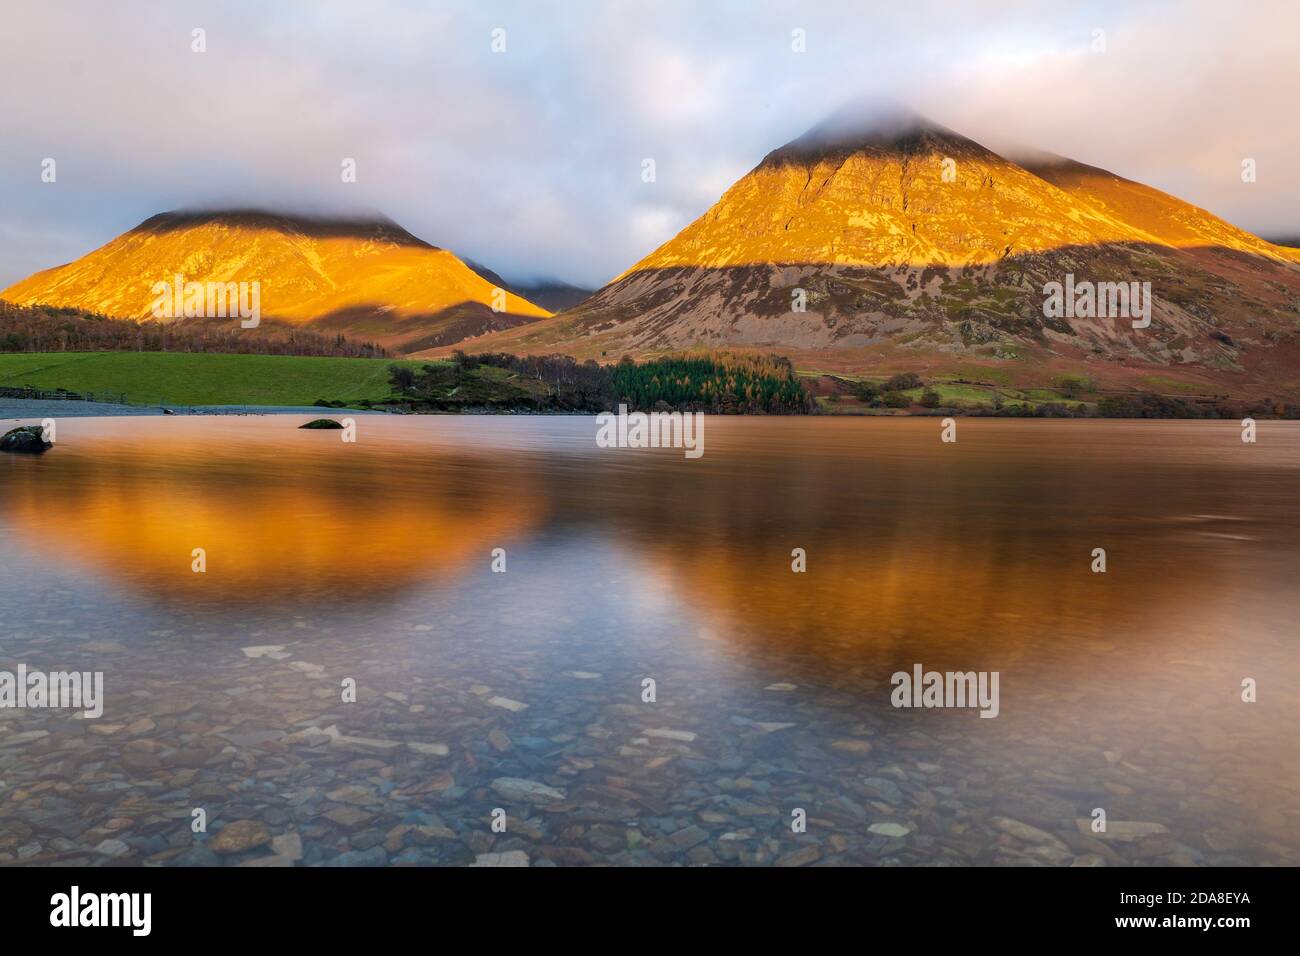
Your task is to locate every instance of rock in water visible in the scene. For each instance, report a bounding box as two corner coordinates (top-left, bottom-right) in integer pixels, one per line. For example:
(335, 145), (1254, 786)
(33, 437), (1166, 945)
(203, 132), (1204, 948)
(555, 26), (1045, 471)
(991, 816), (1071, 855)
(1074, 819), (1170, 843)
(471, 851), (530, 867)
(868, 822), (911, 838)
(271, 832), (304, 861)
(208, 820), (272, 854)
(490, 777), (566, 803)
(299, 418), (345, 429)
(0, 425), (52, 454)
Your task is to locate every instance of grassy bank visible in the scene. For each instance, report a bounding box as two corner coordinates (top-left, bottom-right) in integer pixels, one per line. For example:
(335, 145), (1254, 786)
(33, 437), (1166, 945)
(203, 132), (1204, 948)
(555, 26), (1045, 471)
(0, 352), (424, 407)
(801, 370), (1300, 418)
(0, 349), (813, 412)
(8, 350), (1277, 417)
(804, 370), (1092, 415)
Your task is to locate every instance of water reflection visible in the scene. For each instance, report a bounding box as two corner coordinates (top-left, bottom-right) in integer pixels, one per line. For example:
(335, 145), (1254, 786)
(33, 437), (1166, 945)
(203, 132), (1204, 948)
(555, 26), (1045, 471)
(0, 416), (1297, 866)
(3, 423), (543, 605)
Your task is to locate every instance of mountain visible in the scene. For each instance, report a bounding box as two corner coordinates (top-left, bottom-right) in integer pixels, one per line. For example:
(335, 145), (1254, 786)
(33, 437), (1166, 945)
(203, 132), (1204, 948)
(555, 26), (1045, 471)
(463, 260), (594, 312)
(507, 280), (594, 313)
(0, 210), (551, 353)
(440, 105), (1300, 401)
(1014, 151), (1289, 256)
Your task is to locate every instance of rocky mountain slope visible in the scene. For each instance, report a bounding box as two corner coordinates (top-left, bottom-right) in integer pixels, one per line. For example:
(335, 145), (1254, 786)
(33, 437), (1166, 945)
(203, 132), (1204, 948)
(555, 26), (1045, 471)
(442, 106), (1300, 401)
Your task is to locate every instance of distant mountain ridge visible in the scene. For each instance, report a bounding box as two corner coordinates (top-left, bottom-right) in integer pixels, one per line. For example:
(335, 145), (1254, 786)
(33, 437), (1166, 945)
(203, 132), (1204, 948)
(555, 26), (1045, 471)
(462, 259), (594, 313)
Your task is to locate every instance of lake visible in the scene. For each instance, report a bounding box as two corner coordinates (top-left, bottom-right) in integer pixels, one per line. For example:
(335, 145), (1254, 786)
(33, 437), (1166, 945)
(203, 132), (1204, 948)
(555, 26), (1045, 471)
(1, 415), (1297, 866)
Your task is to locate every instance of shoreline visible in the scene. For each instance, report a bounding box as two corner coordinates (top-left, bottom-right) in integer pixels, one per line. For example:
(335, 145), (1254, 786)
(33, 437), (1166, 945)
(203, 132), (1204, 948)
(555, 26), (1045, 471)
(0, 399), (389, 421)
(5, 398), (1297, 423)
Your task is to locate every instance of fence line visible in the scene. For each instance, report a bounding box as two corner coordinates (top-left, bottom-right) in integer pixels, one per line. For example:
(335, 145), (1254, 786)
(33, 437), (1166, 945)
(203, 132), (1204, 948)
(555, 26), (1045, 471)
(0, 385), (129, 404)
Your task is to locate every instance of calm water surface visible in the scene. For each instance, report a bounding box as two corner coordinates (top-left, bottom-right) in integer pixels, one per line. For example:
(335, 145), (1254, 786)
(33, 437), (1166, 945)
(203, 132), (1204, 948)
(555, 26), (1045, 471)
(1, 415), (1297, 866)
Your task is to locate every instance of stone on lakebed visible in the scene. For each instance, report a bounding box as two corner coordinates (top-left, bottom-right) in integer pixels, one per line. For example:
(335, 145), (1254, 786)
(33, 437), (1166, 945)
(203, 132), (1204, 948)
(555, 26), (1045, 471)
(490, 777), (566, 804)
(208, 820), (272, 855)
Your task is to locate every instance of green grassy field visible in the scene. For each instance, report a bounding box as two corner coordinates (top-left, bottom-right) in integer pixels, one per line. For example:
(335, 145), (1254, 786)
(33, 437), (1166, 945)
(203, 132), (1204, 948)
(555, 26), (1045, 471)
(0, 351), (1100, 412)
(0, 352), (426, 407)
(802, 370), (1092, 413)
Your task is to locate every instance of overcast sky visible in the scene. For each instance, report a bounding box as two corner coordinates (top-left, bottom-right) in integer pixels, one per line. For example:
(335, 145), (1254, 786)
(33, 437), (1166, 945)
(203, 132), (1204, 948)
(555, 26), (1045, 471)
(1, 0), (1296, 289)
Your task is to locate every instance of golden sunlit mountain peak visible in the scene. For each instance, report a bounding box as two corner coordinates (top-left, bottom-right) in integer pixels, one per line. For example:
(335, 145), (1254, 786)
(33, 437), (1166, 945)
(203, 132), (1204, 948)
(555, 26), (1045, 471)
(432, 105), (1300, 401)
(0, 207), (552, 353)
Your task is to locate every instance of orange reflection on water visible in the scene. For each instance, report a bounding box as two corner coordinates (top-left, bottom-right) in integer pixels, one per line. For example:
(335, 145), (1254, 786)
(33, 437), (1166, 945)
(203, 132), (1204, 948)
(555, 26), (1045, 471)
(3, 420), (542, 605)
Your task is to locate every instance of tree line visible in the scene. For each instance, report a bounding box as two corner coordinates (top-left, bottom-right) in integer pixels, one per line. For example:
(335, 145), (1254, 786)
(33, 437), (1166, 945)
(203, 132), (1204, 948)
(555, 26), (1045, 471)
(0, 301), (388, 358)
(388, 350), (815, 413)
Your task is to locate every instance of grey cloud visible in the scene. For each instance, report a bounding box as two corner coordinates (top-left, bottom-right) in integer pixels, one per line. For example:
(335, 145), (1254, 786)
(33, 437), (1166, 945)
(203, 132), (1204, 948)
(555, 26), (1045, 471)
(1, 0), (1295, 290)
